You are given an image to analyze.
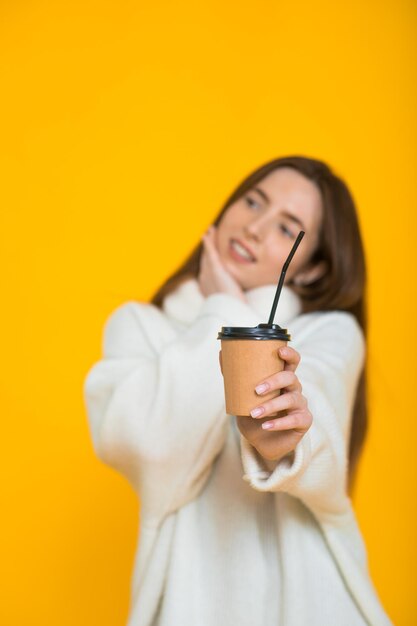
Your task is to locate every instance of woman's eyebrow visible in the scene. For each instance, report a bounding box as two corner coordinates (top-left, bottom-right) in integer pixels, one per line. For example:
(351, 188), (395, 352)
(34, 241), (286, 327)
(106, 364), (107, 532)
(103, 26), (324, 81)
(252, 187), (270, 203)
(280, 210), (306, 231)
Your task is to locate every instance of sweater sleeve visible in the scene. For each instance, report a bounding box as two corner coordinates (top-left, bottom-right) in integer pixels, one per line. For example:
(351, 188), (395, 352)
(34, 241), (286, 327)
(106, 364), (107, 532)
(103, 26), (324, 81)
(239, 311), (365, 523)
(83, 293), (260, 525)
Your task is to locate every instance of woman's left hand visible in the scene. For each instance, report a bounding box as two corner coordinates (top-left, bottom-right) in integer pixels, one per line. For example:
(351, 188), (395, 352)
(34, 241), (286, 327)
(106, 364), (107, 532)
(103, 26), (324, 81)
(198, 226), (246, 302)
(236, 346), (313, 462)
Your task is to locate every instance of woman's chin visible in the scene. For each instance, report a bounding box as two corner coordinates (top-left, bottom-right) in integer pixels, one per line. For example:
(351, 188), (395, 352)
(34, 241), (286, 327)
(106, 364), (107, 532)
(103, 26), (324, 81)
(223, 260), (252, 290)
(223, 259), (242, 279)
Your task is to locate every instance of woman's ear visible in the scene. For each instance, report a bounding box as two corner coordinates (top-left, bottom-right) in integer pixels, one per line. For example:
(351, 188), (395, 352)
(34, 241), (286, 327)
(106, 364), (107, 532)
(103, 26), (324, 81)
(292, 260), (328, 286)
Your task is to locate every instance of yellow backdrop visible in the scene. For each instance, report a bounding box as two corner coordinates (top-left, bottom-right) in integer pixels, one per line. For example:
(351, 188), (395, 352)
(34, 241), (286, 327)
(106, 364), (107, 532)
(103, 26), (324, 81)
(1, 1), (415, 624)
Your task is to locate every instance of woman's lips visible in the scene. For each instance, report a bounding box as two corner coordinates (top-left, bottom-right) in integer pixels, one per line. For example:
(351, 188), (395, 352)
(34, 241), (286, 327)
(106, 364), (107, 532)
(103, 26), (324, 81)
(229, 238), (257, 263)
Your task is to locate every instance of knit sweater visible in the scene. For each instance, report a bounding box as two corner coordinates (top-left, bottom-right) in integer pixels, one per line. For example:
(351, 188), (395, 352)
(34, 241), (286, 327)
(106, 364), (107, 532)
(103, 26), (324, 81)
(83, 279), (392, 626)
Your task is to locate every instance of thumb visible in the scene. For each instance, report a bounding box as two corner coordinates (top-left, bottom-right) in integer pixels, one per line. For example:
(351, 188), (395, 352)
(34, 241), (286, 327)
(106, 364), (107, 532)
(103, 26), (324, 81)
(202, 227), (222, 265)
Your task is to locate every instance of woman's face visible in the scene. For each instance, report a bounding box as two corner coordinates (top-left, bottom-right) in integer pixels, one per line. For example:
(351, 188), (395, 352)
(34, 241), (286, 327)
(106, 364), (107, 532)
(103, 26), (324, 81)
(216, 167), (324, 291)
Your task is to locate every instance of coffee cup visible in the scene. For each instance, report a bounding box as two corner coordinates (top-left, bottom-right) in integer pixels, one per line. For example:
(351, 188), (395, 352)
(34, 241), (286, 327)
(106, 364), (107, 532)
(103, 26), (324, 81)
(218, 323), (290, 416)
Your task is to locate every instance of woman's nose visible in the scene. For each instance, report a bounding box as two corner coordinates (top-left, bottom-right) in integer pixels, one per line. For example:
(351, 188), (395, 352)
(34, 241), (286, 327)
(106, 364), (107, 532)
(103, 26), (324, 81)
(244, 213), (271, 240)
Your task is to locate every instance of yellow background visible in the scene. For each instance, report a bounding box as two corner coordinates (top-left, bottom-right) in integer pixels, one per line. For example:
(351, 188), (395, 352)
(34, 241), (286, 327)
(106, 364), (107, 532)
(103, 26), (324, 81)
(1, 1), (415, 624)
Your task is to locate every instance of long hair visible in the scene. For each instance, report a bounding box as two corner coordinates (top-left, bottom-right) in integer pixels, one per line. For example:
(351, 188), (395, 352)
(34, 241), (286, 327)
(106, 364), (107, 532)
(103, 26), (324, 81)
(150, 156), (367, 492)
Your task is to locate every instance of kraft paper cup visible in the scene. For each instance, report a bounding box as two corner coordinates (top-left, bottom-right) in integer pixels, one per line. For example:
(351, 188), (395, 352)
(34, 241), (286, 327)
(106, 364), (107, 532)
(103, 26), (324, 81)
(218, 323), (290, 416)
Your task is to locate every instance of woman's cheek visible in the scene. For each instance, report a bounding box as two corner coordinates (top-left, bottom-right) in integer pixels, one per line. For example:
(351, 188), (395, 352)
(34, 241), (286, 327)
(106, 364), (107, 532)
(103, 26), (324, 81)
(264, 253), (285, 282)
(216, 223), (233, 255)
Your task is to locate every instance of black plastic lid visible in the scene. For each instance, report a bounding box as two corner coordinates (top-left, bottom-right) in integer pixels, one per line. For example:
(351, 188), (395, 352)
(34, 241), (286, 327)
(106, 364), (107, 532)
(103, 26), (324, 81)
(217, 323), (290, 341)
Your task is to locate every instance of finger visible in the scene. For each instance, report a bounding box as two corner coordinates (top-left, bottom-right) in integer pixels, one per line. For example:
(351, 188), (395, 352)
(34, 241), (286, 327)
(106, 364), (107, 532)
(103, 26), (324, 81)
(205, 225), (217, 240)
(202, 227), (221, 263)
(210, 225), (220, 249)
(201, 237), (215, 266)
(278, 346), (301, 372)
(199, 238), (213, 273)
(202, 226), (215, 245)
(261, 410), (313, 432)
(198, 252), (208, 281)
(250, 390), (307, 418)
(255, 370), (301, 396)
(202, 233), (217, 259)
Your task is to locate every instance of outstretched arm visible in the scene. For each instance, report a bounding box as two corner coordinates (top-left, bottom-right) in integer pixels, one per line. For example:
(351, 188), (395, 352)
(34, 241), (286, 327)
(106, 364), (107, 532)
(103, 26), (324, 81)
(236, 311), (365, 522)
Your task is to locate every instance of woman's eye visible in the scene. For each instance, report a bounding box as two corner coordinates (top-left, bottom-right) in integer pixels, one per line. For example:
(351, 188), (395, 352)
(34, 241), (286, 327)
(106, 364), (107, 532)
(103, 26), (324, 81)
(279, 224), (296, 239)
(245, 196), (260, 210)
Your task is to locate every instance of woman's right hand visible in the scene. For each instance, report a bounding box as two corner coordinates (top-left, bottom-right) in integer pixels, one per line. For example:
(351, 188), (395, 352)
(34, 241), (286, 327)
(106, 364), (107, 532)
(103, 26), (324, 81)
(198, 226), (247, 302)
(233, 346), (313, 462)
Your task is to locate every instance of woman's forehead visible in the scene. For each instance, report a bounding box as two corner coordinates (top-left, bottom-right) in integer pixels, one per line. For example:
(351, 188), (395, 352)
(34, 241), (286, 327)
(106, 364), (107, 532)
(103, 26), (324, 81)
(255, 168), (323, 226)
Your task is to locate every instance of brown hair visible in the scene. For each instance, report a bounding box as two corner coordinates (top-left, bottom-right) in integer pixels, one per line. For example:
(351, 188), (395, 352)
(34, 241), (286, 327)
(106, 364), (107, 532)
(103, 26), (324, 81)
(151, 156), (367, 492)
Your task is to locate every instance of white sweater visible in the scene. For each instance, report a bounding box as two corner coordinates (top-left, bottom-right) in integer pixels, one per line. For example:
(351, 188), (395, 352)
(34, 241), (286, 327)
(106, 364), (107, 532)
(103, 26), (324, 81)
(83, 279), (392, 626)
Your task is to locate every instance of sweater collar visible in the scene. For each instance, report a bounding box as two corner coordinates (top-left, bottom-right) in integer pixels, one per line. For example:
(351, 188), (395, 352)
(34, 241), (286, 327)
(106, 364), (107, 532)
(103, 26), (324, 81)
(162, 277), (302, 327)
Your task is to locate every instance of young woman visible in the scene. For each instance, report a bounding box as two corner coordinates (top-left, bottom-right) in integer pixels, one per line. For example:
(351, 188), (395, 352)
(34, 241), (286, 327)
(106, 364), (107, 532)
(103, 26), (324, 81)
(83, 156), (392, 625)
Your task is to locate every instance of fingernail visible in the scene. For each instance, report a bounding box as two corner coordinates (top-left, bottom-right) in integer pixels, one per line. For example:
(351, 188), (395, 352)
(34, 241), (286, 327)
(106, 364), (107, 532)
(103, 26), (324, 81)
(279, 347), (288, 356)
(262, 421), (274, 430)
(250, 407), (264, 418)
(255, 383), (269, 395)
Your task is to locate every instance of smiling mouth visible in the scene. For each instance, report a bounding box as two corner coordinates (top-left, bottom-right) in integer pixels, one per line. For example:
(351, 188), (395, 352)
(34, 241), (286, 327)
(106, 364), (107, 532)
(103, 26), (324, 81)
(229, 239), (257, 263)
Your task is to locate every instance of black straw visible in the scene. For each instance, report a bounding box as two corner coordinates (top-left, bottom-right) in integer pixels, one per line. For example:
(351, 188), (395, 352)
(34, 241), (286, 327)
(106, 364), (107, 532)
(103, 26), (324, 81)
(267, 231), (305, 325)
